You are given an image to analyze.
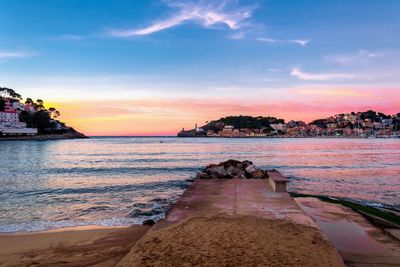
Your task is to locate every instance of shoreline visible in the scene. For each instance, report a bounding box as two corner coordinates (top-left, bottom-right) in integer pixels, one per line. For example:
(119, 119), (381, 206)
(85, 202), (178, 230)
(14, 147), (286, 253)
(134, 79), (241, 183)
(177, 135), (400, 139)
(0, 224), (150, 267)
(2, 196), (399, 266)
(2, 192), (398, 235)
(1, 181), (400, 266)
(0, 131), (88, 141)
(0, 224), (132, 236)
(1, 160), (399, 266)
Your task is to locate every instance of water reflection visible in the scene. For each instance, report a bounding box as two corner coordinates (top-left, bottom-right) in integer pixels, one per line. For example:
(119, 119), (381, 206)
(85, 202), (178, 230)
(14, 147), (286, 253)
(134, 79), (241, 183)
(0, 137), (399, 232)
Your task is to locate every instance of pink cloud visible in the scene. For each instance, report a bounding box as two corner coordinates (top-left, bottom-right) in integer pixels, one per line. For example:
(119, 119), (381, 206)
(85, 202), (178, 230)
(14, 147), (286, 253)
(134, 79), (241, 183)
(51, 87), (400, 135)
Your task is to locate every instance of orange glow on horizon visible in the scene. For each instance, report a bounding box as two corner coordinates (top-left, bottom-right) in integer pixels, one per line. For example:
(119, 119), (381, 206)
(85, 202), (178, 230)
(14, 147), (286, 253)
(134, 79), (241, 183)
(48, 87), (400, 136)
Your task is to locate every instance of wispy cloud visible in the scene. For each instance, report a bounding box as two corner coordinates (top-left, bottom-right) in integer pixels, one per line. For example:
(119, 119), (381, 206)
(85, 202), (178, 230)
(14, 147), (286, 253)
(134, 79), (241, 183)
(108, 1), (254, 37)
(290, 68), (353, 81)
(256, 38), (310, 46)
(294, 88), (366, 97)
(325, 49), (381, 64)
(0, 50), (35, 59)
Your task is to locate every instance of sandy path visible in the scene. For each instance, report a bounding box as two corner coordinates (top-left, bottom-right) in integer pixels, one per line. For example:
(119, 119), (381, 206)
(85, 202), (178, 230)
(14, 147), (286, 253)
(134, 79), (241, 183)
(117, 215), (343, 267)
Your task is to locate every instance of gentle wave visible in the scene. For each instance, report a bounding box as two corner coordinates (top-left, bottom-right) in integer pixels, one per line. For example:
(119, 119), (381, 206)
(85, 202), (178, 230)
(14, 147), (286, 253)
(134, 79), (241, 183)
(1, 137), (399, 232)
(44, 166), (201, 175)
(5, 180), (190, 198)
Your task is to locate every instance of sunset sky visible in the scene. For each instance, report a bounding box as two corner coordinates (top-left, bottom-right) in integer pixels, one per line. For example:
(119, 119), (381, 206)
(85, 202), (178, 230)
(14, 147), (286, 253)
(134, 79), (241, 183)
(1, 0), (399, 135)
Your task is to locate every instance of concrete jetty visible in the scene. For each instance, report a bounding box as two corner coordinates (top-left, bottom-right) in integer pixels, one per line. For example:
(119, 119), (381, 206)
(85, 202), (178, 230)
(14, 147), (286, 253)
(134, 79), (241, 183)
(117, 160), (344, 266)
(151, 178), (317, 231)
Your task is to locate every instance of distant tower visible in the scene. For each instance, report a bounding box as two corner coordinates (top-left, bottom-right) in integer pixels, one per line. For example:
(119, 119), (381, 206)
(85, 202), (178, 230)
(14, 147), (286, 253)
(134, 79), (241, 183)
(195, 123), (197, 129)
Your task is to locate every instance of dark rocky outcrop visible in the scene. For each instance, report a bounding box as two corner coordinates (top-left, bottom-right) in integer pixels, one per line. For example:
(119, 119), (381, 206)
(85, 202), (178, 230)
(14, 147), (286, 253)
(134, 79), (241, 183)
(142, 219), (155, 226)
(196, 159), (269, 179)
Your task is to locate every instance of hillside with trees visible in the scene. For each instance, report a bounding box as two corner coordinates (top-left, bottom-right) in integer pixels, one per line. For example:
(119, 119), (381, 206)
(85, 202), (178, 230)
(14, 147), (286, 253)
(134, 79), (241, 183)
(178, 111), (400, 138)
(0, 87), (86, 138)
(178, 115), (285, 137)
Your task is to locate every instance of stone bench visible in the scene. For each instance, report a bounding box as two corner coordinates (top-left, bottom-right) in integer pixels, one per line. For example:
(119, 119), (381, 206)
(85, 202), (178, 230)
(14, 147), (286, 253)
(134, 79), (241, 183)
(267, 170), (287, 192)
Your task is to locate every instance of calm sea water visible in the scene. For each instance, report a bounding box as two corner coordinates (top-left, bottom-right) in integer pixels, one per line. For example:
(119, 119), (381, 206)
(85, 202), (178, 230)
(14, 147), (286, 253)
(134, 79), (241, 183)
(0, 137), (399, 232)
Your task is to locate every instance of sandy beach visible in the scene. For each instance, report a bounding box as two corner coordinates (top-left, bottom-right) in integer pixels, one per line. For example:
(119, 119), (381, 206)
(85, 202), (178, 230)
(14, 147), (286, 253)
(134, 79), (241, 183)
(118, 214), (343, 267)
(0, 225), (150, 267)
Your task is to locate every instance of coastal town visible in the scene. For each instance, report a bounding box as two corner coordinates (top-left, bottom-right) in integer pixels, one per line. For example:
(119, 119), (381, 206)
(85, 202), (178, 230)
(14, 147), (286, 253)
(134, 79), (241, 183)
(178, 112), (400, 138)
(0, 87), (77, 138)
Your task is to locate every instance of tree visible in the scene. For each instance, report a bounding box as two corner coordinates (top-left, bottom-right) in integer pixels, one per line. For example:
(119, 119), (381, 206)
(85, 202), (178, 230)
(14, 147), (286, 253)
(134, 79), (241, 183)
(31, 110), (53, 133)
(310, 119), (327, 129)
(25, 98), (33, 105)
(19, 111), (33, 127)
(34, 99), (45, 111)
(377, 112), (391, 119)
(0, 87), (22, 100)
(2, 87), (69, 135)
(48, 107), (61, 118)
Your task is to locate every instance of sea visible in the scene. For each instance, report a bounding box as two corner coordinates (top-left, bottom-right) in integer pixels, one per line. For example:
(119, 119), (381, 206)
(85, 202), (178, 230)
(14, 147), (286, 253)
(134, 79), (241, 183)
(0, 137), (399, 233)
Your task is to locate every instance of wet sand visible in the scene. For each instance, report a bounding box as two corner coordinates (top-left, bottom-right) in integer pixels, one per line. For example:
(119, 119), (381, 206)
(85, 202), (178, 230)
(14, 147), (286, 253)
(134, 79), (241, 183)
(0, 225), (150, 267)
(296, 197), (400, 266)
(117, 214), (343, 267)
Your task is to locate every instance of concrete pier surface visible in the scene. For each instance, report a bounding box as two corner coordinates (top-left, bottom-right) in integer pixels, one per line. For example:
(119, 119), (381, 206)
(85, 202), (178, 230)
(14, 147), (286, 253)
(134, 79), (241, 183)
(117, 176), (344, 266)
(152, 178), (317, 231)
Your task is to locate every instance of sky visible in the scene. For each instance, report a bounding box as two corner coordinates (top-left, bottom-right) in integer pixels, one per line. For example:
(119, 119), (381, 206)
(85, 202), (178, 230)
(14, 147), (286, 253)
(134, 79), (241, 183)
(1, 0), (399, 135)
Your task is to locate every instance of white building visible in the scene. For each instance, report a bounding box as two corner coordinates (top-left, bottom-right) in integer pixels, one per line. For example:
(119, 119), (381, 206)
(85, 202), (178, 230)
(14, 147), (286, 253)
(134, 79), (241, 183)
(0, 111), (19, 127)
(270, 123), (287, 132)
(382, 119), (393, 127)
(223, 125), (234, 130)
(12, 101), (25, 111)
(0, 110), (38, 136)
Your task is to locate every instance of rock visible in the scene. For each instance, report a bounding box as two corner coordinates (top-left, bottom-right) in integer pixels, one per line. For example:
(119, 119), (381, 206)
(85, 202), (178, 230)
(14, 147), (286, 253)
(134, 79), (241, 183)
(220, 159), (244, 168)
(226, 166), (245, 176)
(210, 173), (219, 179)
(205, 163), (218, 170)
(244, 164), (267, 179)
(208, 166), (231, 178)
(142, 219), (155, 226)
(196, 172), (209, 179)
(201, 159), (268, 179)
(242, 160), (253, 167)
(245, 164), (257, 174)
(251, 169), (266, 179)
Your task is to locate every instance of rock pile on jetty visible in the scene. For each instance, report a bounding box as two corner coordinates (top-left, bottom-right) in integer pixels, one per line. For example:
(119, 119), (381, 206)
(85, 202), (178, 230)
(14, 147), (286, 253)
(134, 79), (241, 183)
(196, 159), (268, 179)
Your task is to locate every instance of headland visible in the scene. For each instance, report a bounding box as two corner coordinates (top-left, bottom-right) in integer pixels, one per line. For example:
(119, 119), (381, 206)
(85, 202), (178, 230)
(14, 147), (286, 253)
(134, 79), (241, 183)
(0, 87), (87, 140)
(178, 112), (400, 138)
(0, 127), (88, 141)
